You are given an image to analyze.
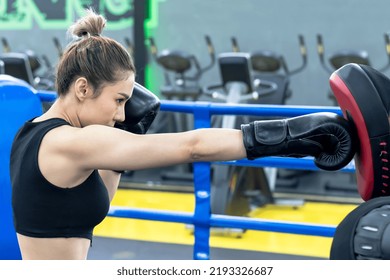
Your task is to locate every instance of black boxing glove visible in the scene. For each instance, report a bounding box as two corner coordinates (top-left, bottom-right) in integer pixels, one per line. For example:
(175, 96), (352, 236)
(115, 82), (160, 134)
(240, 112), (356, 171)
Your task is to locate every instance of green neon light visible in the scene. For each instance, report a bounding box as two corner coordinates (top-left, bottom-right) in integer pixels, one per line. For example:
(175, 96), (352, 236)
(145, 64), (161, 98)
(145, 0), (165, 35)
(144, 0), (164, 90)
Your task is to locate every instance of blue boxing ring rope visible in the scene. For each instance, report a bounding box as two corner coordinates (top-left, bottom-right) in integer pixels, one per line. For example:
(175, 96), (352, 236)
(0, 82), (356, 259)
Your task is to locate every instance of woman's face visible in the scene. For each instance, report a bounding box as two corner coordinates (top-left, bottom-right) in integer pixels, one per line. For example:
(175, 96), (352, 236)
(79, 72), (135, 127)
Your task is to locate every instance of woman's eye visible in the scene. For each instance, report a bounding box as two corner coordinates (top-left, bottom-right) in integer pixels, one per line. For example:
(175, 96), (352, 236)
(117, 99), (125, 104)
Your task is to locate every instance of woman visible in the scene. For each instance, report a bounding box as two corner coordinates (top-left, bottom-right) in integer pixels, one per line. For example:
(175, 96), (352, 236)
(9, 9), (355, 259)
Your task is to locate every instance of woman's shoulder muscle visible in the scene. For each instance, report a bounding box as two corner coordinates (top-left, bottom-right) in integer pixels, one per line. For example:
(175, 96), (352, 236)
(41, 125), (134, 170)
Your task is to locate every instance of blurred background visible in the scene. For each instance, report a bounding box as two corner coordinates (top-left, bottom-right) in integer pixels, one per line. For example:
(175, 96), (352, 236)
(1, 0), (389, 260)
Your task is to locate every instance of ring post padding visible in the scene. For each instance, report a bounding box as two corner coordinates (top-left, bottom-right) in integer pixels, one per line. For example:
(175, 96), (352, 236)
(192, 103), (212, 260)
(0, 75), (42, 259)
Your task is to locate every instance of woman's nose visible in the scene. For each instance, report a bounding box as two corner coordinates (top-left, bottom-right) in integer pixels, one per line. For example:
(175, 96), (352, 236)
(116, 106), (126, 123)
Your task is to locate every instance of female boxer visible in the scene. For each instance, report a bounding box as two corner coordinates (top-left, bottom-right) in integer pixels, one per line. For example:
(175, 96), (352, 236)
(10, 8), (355, 260)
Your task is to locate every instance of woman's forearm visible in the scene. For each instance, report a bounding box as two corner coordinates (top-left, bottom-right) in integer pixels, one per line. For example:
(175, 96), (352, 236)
(190, 128), (246, 162)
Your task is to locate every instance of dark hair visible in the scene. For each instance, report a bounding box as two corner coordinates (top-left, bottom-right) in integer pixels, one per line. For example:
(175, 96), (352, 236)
(55, 8), (135, 97)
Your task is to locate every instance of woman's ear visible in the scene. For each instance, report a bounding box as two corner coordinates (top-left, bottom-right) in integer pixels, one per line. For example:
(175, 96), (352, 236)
(74, 77), (91, 102)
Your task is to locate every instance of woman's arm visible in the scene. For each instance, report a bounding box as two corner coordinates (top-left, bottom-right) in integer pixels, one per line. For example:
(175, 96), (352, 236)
(38, 124), (245, 196)
(63, 125), (246, 172)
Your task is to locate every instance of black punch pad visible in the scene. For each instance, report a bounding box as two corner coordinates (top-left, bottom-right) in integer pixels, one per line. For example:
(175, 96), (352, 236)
(330, 196), (390, 260)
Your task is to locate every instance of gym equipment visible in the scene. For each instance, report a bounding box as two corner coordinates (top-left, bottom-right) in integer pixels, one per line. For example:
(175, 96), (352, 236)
(0, 52), (36, 86)
(203, 52), (279, 217)
(148, 35), (215, 105)
(33, 37), (64, 91)
(0, 52), (55, 114)
(0, 38), (56, 91)
(230, 35), (307, 106)
(53, 37), (63, 58)
(147, 35), (215, 181)
(0, 38), (58, 113)
(330, 196), (390, 260)
(124, 37), (134, 57)
(0, 75), (44, 259)
(316, 33), (390, 105)
(1, 37), (11, 53)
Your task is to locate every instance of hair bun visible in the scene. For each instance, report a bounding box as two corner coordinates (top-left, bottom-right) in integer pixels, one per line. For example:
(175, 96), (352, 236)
(68, 8), (106, 39)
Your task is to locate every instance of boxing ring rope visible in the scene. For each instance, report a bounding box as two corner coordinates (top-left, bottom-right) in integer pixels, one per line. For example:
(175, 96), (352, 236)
(106, 100), (356, 260)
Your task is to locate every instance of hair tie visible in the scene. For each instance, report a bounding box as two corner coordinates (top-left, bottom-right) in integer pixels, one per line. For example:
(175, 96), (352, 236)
(81, 31), (90, 38)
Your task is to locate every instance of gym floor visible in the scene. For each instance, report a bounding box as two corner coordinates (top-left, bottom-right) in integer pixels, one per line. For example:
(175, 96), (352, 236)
(87, 165), (360, 260)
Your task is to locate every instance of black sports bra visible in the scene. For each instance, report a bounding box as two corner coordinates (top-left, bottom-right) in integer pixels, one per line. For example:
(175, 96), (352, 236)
(10, 118), (110, 240)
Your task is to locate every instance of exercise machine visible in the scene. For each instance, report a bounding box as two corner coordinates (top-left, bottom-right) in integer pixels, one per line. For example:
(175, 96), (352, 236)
(148, 35), (215, 104)
(230, 35), (307, 106)
(0, 37), (58, 113)
(316, 33), (390, 105)
(124, 37), (134, 57)
(0, 59), (4, 74)
(0, 52), (35, 86)
(203, 52), (280, 217)
(53, 37), (63, 58)
(1, 37), (40, 86)
(0, 37), (56, 91)
(147, 35), (215, 181)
